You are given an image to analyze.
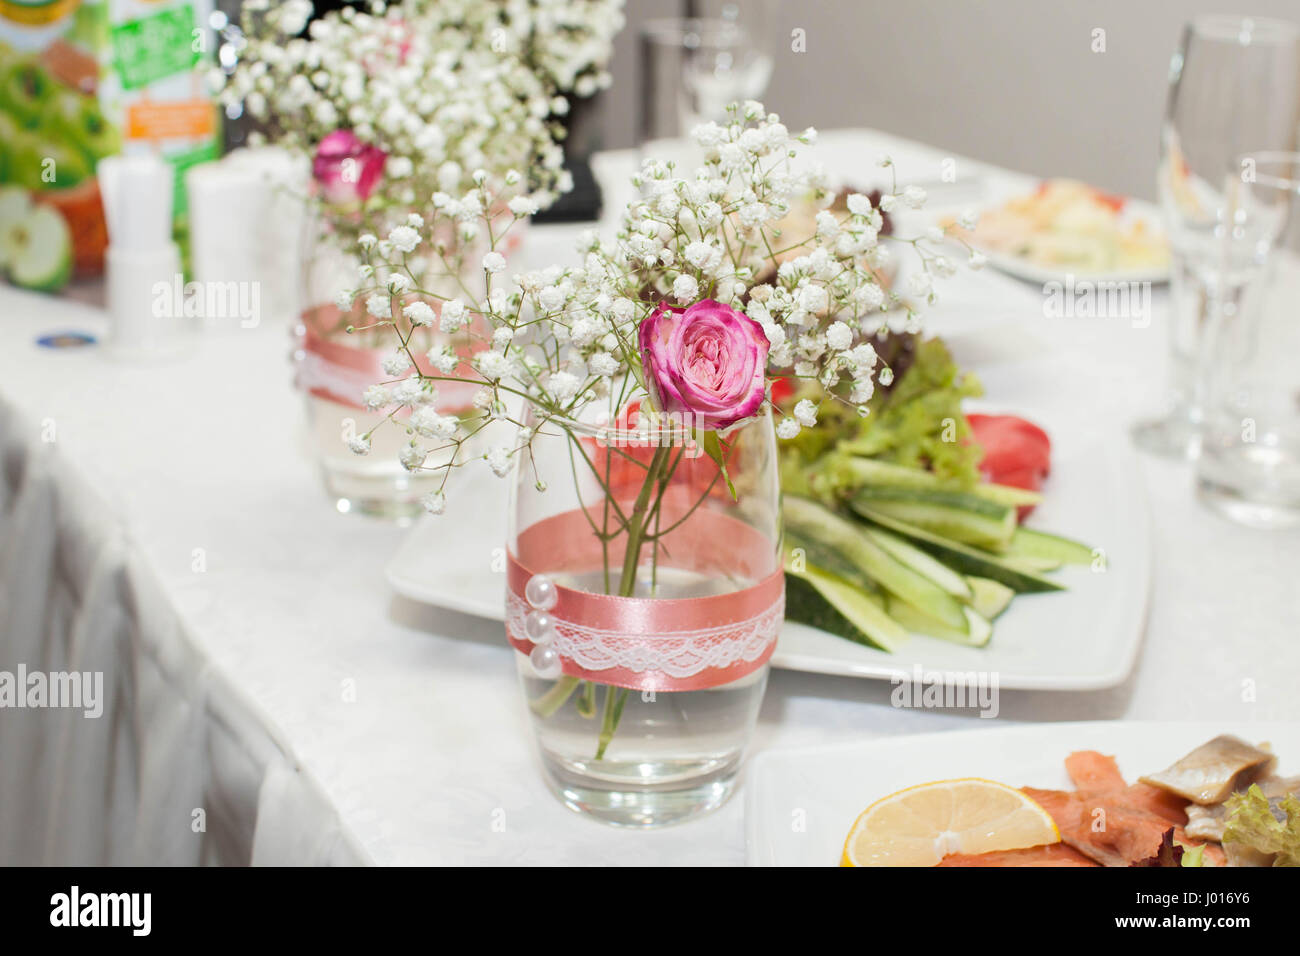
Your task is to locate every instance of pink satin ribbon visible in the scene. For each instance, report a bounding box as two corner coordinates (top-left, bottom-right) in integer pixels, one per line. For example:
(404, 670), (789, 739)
(506, 502), (784, 692)
(297, 306), (481, 412)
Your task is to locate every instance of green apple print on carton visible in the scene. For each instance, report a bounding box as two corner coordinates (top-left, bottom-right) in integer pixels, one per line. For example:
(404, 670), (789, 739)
(50, 89), (121, 167)
(0, 186), (73, 292)
(0, 59), (95, 191)
(0, 59), (52, 129)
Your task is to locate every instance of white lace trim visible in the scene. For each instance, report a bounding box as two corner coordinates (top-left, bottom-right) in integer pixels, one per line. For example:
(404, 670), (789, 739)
(506, 591), (783, 679)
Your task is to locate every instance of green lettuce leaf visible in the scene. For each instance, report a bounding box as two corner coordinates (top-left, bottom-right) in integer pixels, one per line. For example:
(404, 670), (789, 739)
(1179, 844), (1205, 867)
(1222, 784), (1300, 867)
(781, 336), (985, 494)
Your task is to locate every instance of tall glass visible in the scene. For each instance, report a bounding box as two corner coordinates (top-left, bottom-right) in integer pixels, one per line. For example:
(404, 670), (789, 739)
(508, 405), (782, 827)
(1195, 152), (1300, 528)
(1135, 16), (1300, 458)
(639, 13), (773, 145)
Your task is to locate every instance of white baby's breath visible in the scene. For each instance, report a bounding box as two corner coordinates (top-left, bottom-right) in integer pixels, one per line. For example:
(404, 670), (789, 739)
(346, 100), (961, 509)
(220, 0), (626, 259)
(388, 225), (420, 254)
(486, 446), (512, 477)
(382, 351), (412, 377)
(403, 301), (437, 327)
(793, 399), (819, 428)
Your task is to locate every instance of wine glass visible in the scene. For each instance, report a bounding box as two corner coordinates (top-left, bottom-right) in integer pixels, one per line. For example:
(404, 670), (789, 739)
(1134, 16), (1300, 458)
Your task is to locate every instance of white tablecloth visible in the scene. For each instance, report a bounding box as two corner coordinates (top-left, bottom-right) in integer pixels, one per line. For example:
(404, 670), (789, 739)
(1, 130), (1297, 866)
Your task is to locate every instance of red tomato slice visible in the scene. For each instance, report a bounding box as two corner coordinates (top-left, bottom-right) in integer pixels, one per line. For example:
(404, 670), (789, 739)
(1089, 187), (1127, 214)
(585, 400), (735, 502)
(967, 413), (1052, 518)
(770, 377), (795, 408)
(1034, 179), (1127, 214)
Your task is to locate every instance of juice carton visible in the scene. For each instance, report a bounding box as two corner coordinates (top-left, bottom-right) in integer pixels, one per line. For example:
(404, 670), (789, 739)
(0, 0), (219, 293)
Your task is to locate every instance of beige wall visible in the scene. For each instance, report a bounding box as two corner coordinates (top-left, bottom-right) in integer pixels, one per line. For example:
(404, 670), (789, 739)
(597, 0), (1300, 200)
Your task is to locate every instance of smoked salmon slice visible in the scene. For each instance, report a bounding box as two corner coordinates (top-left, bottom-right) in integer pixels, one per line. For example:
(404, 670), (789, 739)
(937, 843), (1099, 867)
(1023, 751), (1223, 866)
(1064, 751), (1188, 825)
(1065, 750), (1127, 791)
(1021, 786), (1176, 866)
(924, 747), (1238, 867)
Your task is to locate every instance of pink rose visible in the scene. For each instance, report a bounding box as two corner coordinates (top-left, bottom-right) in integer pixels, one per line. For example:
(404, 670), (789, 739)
(312, 130), (387, 204)
(638, 299), (770, 431)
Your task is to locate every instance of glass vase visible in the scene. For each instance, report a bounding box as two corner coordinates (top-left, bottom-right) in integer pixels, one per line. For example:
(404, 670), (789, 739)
(291, 226), (484, 519)
(507, 404), (783, 827)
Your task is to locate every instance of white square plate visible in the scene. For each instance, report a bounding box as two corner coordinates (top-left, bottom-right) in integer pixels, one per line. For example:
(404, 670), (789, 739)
(745, 720), (1300, 866)
(386, 410), (1150, 691)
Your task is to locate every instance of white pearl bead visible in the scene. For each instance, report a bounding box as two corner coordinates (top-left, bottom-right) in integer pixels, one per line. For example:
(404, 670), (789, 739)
(524, 610), (555, 646)
(525, 574), (558, 610)
(530, 644), (562, 679)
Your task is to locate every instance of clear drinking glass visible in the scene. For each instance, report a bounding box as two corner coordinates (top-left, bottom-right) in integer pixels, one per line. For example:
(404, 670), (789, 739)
(508, 405), (782, 827)
(1195, 152), (1300, 528)
(639, 12), (773, 146)
(1136, 15), (1300, 458)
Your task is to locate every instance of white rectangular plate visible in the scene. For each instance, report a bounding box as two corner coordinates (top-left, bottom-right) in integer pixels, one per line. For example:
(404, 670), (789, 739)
(746, 720), (1300, 866)
(386, 410), (1150, 691)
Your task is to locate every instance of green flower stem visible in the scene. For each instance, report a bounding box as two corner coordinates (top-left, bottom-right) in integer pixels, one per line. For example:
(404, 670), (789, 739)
(577, 680), (597, 718)
(531, 442), (682, 759)
(530, 675), (580, 718)
(595, 685), (630, 761)
(617, 443), (674, 598)
(591, 442), (675, 760)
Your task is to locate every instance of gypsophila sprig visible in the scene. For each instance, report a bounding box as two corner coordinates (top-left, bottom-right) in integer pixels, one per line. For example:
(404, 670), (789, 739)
(216, 0), (625, 253)
(347, 101), (966, 506)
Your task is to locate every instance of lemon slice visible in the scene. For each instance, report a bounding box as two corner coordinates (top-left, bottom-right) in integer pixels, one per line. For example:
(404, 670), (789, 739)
(841, 778), (1059, 867)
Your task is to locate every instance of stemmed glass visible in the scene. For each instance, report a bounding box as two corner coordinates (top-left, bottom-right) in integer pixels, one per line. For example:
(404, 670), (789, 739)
(1134, 16), (1300, 458)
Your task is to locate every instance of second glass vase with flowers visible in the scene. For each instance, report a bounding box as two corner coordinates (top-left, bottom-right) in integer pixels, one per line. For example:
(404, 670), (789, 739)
(296, 195), (494, 518)
(218, 0), (625, 516)
(345, 101), (966, 825)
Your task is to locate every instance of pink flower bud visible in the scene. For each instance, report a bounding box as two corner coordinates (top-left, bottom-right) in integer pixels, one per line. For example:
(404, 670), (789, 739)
(638, 298), (770, 431)
(312, 129), (387, 204)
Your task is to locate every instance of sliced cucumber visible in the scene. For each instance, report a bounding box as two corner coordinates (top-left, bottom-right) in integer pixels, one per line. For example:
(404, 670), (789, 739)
(849, 503), (1065, 593)
(784, 496), (970, 631)
(837, 457), (1043, 508)
(966, 576), (1015, 620)
(784, 527), (878, 594)
(971, 483), (1044, 509)
(1008, 526), (1096, 566)
(862, 525), (973, 600)
(784, 565), (907, 652)
(1003, 555), (1063, 573)
(853, 484), (1012, 518)
(851, 489), (1015, 549)
(888, 598), (994, 648)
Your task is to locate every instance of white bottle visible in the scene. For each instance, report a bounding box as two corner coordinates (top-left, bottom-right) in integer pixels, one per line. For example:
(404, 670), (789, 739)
(97, 154), (184, 359)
